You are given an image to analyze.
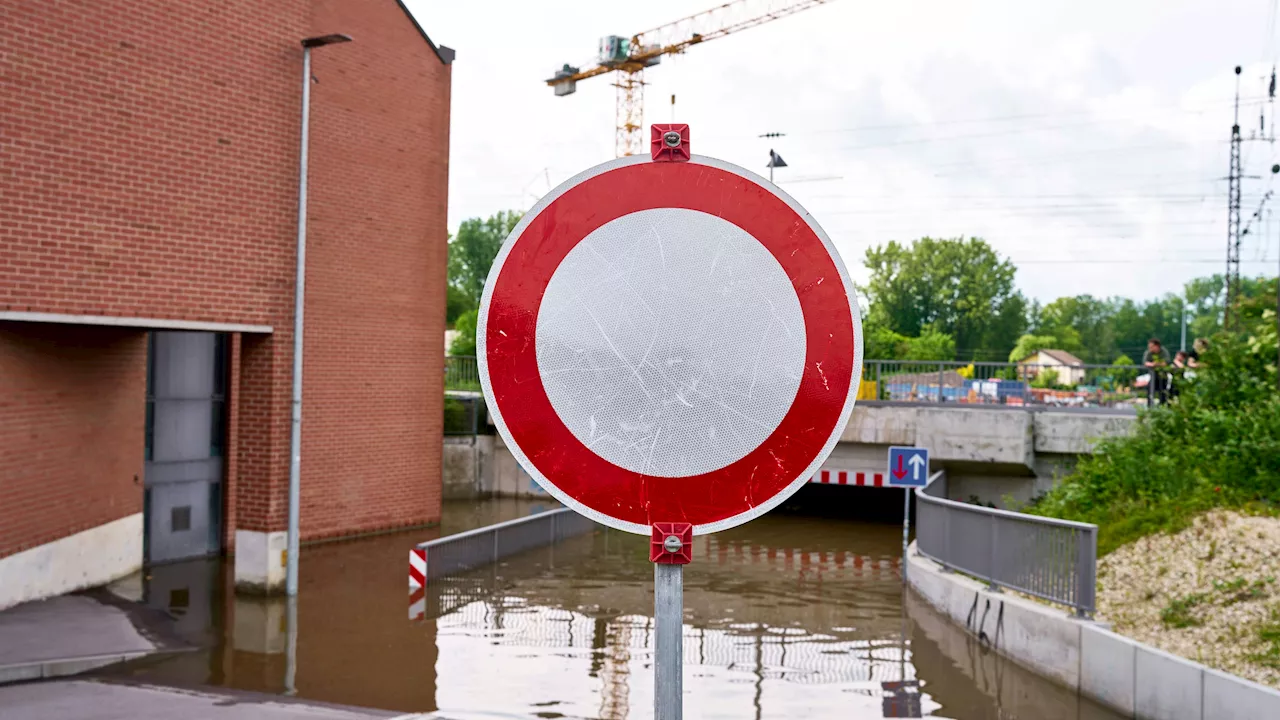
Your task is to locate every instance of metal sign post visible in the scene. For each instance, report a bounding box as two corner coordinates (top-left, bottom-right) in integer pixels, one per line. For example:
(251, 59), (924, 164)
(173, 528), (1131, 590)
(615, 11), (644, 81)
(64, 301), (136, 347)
(651, 523), (691, 719)
(475, 124), (862, 720)
(887, 446), (930, 581)
(902, 486), (911, 582)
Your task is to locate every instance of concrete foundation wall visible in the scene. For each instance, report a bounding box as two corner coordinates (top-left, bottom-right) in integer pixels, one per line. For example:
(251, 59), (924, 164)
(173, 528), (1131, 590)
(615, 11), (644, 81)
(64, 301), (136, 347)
(442, 436), (495, 500)
(490, 438), (552, 499)
(907, 543), (1280, 720)
(466, 404), (1135, 505)
(0, 514), (143, 612)
(442, 433), (550, 500)
(835, 404), (1135, 506)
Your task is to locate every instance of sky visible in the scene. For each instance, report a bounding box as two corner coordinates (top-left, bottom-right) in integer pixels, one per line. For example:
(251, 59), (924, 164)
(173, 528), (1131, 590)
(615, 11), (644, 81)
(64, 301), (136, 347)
(409, 0), (1280, 303)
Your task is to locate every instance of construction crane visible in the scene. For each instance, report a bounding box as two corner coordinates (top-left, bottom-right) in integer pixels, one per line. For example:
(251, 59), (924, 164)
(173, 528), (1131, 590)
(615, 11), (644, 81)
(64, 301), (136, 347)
(546, 0), (834, 157)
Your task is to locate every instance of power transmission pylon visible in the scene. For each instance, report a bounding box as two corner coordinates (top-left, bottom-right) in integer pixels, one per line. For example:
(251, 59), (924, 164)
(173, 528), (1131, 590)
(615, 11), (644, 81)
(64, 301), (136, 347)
(1226, 66), (1244, 329)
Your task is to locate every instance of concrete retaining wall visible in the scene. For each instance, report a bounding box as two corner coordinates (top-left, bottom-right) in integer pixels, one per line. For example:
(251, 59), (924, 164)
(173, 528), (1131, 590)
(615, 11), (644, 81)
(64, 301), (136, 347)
(906, 544), (1280, 719)
(442, 436), (495, 500)
(0, 514), (143, 612)
(441, 432), (551, 500)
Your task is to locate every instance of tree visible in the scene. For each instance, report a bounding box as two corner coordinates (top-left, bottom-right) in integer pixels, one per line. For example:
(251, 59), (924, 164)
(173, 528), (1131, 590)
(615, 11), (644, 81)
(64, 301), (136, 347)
(904, 326), (957, 361)
(447, 210), (523, 311)
(446, 284), (471, 327)
(865, 324), (909, 360)
(449, 309), (478, 357)
(863, 322), (956, 360)
(1008, 334), (1060, 362)
(1109, 354), (1138, 388)
(863, 237), (1025, 361)
(1034, 295), (1113, 363)
(1030, 367), (1062, 389)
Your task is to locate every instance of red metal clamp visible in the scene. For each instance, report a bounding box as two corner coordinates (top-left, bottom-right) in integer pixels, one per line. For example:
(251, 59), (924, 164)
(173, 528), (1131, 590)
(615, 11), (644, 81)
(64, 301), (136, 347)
(650, 522), (693, 564)
(650, 124), (690, 162)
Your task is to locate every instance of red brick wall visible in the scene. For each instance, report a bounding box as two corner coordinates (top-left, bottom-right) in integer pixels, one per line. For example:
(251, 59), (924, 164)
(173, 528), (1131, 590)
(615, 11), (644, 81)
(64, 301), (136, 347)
(0, 0), (449, 553)
(300, 0), (448, 537)
(0, 324), (146, 558)
(0, 0), (303, 326)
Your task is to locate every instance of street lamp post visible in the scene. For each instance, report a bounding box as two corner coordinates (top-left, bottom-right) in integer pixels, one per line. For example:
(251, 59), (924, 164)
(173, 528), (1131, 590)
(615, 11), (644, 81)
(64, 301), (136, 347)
(288, 33), (352, 598)
(1180, 291), (1188, 352)
(766, 149), (787, 184)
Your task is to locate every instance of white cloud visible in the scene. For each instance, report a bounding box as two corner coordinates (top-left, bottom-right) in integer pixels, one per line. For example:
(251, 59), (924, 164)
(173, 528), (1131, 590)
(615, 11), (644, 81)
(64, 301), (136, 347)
(409, 0), (1280, 302)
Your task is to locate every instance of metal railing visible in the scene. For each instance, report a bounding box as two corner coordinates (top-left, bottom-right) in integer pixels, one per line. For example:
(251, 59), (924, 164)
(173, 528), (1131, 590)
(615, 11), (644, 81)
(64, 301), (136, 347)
(443, 394), (483, 437)
(415, 507), (598, 582)
(864, 359), (1149, 409)
(445, 355), (1154, 409)
(914, 472), (1097, 617)
(444, 355), (481, 391)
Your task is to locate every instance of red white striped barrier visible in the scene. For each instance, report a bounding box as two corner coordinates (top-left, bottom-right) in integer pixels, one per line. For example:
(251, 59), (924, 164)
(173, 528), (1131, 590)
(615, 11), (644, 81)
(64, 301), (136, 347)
(408, 548), (426, 588)
(408, 586), (426, 621)
(809, 469), (887, 487)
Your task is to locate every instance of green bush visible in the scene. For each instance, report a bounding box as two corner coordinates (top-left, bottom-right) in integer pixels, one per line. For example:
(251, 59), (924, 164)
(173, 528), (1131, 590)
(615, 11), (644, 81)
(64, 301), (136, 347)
(449, 310), (478, 357)
(443, 397), (471, 434)
(1030, 320), (1280, 555)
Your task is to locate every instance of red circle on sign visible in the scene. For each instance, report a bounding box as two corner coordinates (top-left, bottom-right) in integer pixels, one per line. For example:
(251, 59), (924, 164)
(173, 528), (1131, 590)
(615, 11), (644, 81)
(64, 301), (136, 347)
(480, 156), (859, 535)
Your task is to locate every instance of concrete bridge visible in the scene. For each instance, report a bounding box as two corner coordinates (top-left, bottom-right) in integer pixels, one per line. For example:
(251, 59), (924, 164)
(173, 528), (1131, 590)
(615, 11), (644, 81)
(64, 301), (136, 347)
(445, 401), (1136, 508)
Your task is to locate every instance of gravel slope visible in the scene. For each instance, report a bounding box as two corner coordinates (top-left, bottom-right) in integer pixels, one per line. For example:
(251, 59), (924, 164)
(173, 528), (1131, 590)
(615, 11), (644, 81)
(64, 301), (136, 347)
(1096, 510), (1280, 688)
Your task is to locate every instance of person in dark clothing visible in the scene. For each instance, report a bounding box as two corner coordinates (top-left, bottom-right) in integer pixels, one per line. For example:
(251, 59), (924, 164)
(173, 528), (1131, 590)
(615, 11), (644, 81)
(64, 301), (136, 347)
(1188, 337), (1208, 368)
(1143, 338), (1172, 404)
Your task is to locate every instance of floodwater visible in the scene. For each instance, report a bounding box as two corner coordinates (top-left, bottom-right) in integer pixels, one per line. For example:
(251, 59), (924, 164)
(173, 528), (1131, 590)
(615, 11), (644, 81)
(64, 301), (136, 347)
(108, 496), (1124, 720)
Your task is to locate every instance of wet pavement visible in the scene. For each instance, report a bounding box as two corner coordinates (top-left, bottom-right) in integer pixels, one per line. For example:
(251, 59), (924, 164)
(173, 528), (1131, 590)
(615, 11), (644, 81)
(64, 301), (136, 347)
(0, 679), (426, 720)
(96, 497), (1123, 719)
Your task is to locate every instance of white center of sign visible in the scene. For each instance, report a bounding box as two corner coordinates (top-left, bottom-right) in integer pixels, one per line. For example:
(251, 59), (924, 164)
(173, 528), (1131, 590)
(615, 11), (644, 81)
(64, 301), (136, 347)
(536, 208), (806, 478)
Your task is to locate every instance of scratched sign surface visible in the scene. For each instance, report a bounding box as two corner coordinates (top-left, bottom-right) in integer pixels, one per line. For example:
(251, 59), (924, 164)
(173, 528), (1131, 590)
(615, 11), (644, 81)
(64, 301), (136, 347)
(477, 155), (862, 535)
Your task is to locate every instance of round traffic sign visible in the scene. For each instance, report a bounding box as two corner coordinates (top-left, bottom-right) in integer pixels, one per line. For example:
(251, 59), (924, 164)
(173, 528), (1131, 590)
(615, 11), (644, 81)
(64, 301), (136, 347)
(477, 154), (862, 535)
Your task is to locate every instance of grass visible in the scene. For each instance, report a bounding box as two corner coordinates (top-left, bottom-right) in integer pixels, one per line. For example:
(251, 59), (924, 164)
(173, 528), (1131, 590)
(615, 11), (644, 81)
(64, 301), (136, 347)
(1249, 611), (1280, 670)
(1213, 577), (1274, 605)
(1160, 593), (1209, 628)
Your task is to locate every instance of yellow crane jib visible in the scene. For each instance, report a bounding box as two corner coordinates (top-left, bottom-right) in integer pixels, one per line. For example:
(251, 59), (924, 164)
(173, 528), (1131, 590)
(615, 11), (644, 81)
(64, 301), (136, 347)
(544, 0), (834, 157)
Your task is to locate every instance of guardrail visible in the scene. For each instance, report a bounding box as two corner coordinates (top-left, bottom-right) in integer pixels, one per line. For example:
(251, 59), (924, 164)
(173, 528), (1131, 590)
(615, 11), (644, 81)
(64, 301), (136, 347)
(864, 359), (1150, 409)
(445, 355), (1155, 409)
(409, 507), (598, 586)
(914, 472), (1097, 617)
(445, 355), (481, 391)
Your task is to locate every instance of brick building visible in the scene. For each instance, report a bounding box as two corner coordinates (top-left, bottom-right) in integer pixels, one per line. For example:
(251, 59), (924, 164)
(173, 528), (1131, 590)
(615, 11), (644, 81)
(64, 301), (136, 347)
(0, 0), (452, 605)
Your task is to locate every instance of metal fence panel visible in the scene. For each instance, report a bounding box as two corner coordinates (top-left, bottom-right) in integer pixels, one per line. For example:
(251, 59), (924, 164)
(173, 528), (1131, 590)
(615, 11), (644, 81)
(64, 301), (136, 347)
(864, 359), (1150, 409)
(445, 355), (480, 391)
(915, 472), (1097, 616)
(417, 507), (600, 582)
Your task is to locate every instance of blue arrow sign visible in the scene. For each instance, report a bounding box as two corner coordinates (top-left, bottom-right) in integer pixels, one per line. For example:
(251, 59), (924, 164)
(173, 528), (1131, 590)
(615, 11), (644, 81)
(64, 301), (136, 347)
(887, 446), (929, 488)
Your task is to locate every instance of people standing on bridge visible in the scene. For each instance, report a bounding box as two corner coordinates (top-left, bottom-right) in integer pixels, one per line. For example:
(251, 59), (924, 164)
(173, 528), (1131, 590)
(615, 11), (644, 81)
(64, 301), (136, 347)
(1188, 337), (1208, 368)
(1143, 338), (1172, 405)
(1171, 350), (1191, 399)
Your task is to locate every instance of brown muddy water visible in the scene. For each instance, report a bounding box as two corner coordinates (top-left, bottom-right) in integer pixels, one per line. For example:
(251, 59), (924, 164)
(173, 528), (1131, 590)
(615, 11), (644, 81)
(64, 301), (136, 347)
(104, 498), (1123, 720)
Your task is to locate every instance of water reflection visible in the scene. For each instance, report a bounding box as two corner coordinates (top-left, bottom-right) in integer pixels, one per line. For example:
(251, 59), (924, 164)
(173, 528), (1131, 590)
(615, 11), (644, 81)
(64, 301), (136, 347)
(109, 501), (1122, 720)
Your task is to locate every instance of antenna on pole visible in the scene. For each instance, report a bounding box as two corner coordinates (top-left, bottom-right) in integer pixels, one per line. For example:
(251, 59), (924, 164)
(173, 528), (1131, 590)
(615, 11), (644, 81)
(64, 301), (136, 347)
(1226, 65), (1244, 330)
